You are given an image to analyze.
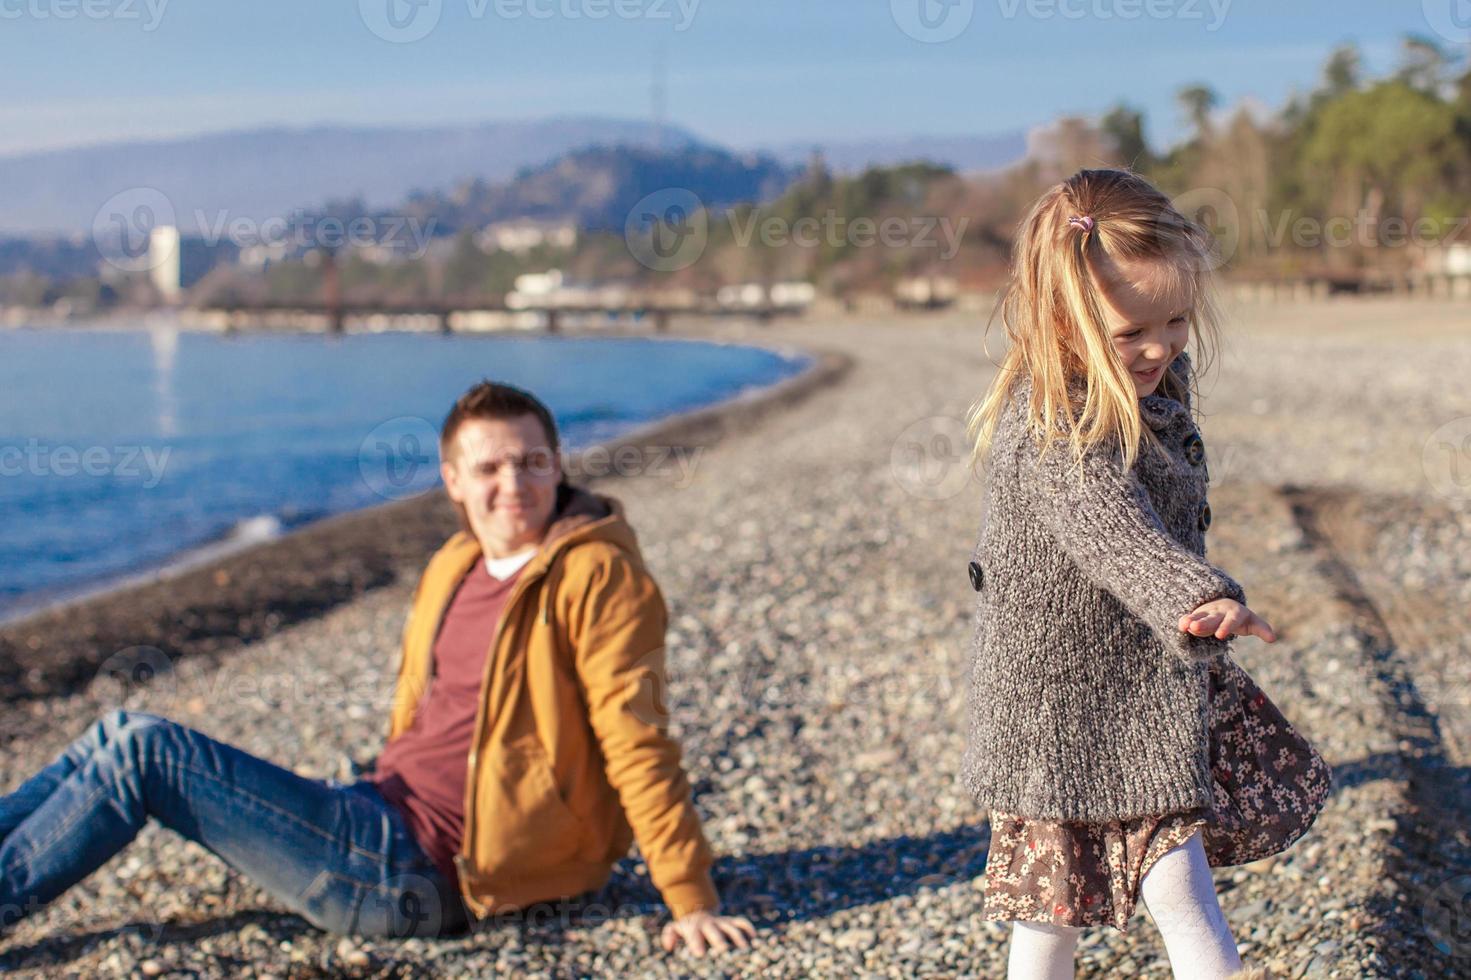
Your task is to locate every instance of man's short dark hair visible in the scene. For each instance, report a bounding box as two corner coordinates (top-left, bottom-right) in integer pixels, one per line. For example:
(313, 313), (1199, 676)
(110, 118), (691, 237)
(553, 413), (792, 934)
(440, 381), (561, 461)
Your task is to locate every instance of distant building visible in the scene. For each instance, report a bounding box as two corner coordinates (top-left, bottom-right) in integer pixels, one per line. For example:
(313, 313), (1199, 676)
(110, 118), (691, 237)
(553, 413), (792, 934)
(716, 281), (815, 312)
(1424, 242), (1471, 277)
(507, 268), (633, 310)
(236, 241), (292, 271)
(716, 283), (767, 310)
(478, 220), (578, 255)
(894, 275), (958, 310)
(148, 226), (234, 302)
(770, 281), (816, 309)
(147, 227), (180, 298)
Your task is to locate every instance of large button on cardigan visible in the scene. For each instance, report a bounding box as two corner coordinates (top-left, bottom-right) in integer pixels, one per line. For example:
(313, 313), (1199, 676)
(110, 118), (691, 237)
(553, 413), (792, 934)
(960, 351), (1246, 822)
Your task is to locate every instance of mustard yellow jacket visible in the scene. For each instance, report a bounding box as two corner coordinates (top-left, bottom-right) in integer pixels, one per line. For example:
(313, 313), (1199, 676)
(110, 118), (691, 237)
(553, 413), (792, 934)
(387, 486), (719, 920)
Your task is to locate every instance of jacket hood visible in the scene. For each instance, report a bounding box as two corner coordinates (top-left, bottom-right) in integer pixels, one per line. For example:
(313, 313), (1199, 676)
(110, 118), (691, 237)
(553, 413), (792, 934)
(436, 483), (643, 580)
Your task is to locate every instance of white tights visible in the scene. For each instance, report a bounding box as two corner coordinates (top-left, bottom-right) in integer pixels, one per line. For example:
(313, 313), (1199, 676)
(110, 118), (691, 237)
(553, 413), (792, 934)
(1005, 832), (1245, 979)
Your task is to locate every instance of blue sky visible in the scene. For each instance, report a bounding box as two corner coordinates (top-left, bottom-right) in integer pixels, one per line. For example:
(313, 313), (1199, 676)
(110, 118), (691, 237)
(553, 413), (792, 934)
(0, 0), (1449, 157)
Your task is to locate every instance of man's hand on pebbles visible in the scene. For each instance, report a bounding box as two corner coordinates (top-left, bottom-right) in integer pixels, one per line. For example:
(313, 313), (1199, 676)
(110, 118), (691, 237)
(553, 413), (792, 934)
(660, 910), (756, 957)
(1179, 599), (1277, 643)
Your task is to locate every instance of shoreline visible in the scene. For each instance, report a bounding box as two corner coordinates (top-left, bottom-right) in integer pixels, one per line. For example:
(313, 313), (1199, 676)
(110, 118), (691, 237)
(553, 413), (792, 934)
(0, 332), (850, 705)
(0, 326), (816, 629)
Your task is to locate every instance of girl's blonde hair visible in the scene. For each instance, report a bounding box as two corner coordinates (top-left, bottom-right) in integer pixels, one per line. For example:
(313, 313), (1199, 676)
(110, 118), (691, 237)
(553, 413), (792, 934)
(966, 168), (1224, 475)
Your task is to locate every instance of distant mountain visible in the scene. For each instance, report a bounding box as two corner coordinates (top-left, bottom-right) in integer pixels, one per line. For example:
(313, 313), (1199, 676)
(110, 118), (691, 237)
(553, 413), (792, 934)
(0, 235), (99, 281)
(764, 131), (1028, 175)
(0, 115), (1027, 236)
(0, 117), (713, 235)
(372, 143), (803, 235)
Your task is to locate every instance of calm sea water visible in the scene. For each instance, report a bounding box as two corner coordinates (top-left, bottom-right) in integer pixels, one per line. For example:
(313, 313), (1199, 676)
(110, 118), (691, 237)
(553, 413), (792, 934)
(0, 325), (808, 619)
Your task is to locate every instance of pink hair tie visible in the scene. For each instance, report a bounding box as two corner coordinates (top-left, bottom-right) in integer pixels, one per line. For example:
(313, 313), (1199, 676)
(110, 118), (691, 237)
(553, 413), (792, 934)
(1068, 215), (1095, 233)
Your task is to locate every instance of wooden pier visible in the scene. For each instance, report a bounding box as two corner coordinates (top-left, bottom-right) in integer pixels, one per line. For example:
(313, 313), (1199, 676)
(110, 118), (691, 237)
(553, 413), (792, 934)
(198, 298), (813, 335)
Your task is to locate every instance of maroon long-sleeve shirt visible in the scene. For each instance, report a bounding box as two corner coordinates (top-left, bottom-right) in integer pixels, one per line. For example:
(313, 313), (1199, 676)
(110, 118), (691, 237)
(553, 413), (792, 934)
(370, 559), (524, 884)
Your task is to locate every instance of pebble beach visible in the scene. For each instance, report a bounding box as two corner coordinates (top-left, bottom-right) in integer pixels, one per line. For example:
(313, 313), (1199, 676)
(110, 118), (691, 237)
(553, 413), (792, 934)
(2, 300), (1469, 978)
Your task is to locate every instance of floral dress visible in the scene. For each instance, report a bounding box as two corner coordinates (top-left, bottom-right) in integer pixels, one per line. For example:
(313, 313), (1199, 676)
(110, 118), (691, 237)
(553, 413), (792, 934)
(980, 656), (1333, 932)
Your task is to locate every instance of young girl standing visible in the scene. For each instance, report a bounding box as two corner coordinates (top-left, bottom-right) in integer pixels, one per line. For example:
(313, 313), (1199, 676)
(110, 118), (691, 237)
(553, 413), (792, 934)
(960, 169), (1332, 979)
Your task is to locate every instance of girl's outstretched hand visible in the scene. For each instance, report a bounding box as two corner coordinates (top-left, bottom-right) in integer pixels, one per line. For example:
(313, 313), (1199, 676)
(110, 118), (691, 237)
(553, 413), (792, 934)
(1179, 599), (1277, 643)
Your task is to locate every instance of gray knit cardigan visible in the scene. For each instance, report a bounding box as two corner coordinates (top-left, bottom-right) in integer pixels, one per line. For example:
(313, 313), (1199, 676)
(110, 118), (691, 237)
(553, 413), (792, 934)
(960, 351), (1247, 822)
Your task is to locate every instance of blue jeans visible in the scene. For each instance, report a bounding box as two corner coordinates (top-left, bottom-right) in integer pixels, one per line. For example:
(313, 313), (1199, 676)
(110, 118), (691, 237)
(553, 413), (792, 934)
(0, 710), (470, 937)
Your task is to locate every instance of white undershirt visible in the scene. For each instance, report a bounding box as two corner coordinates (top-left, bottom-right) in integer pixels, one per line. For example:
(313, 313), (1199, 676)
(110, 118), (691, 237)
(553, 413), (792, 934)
(484, 547), (537, 581)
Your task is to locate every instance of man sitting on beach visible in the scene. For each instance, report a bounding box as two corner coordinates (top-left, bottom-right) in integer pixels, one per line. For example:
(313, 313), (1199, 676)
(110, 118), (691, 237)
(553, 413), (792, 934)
(0, 381), (755, 957)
